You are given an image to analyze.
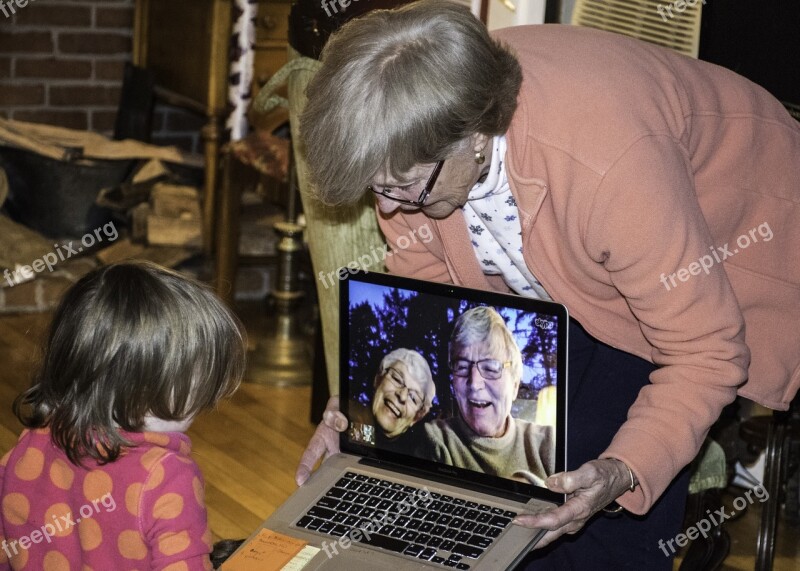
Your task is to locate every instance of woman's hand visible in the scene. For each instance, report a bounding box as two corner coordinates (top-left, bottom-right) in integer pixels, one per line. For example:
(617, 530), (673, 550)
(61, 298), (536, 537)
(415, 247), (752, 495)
(295, 396), (350, 486)
(513, 458), (634, 548)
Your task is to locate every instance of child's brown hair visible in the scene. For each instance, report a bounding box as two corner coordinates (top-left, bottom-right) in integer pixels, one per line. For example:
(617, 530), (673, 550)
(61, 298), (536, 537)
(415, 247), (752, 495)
(13, 261), (246, 465)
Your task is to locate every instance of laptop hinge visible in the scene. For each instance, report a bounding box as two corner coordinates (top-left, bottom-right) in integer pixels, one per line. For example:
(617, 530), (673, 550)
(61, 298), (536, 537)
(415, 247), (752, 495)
(358, 457), (534, 504)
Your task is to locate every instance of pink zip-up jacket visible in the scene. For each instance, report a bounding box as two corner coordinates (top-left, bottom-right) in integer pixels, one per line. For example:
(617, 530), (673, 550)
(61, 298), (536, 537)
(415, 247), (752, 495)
(378, 25), (800, 514)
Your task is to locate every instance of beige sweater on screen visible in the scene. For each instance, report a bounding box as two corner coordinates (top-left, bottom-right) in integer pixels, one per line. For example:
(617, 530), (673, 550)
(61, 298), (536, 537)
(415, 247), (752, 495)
(423, 416), (555, 487)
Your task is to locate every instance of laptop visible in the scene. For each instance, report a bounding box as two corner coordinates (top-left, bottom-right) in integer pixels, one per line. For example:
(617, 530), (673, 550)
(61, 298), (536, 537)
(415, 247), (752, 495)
(237, 271), (568, 570)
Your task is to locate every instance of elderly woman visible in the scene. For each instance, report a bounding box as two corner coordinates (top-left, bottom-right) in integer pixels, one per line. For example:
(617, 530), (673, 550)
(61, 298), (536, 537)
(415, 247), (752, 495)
(424, 307), (554, 486)
(350, 348), (436, 445)
(294, 2), (800, 569)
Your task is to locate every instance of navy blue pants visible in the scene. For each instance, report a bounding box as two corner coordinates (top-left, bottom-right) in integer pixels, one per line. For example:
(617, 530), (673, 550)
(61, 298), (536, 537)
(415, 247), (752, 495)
(518, 320), (690, 570)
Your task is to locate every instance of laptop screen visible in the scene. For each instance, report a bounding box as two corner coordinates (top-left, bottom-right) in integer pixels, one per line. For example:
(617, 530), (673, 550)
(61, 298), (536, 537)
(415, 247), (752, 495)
(340, 271), (567, 504)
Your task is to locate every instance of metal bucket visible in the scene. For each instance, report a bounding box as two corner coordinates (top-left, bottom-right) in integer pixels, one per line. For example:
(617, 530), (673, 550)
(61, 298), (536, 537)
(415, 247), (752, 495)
(0, 146), (135, 239)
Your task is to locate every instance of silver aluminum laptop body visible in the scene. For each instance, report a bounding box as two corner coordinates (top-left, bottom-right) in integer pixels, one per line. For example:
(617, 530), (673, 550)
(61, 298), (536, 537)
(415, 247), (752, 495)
(254, 271), (569, 570)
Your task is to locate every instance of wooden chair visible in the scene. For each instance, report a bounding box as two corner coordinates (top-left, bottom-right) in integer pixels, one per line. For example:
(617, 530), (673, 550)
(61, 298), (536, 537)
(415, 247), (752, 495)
(213, 114), (290, 305)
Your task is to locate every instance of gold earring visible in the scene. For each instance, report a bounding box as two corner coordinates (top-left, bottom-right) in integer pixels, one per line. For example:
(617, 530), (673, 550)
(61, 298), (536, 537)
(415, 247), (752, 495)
(475, 138), (489, 164)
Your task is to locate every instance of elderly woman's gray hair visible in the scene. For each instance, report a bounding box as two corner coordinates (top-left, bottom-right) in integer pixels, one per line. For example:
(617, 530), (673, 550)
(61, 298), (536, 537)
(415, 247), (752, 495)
(448, 306), (523, 383)
(300, 0), (522, 204)
(376, 348), (436, 418)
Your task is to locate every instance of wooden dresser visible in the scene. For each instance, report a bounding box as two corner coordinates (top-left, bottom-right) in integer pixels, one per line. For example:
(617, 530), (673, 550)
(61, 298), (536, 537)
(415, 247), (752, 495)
(133, 0), (292, 254)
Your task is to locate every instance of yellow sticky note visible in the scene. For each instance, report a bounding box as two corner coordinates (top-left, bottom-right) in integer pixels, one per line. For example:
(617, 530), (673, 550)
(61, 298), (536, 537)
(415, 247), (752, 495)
(221, 528), (308, 571)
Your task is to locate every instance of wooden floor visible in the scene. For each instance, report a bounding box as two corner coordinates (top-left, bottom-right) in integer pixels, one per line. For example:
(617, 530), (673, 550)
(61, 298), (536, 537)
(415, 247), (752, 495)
(0, 308), (797, 569)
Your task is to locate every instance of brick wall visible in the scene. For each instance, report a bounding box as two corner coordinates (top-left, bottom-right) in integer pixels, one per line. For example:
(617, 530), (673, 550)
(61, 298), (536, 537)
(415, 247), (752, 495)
(0, 0), (204, 153)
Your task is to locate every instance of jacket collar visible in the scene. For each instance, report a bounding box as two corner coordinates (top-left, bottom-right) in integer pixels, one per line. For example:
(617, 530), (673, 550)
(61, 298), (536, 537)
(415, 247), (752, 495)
(434, 212), (492, 289)
(505, 93), (550, 230)
(433, 137), (549, 288)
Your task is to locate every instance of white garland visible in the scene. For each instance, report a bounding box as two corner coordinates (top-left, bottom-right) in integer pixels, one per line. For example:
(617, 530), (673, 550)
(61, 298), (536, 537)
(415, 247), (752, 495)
(227, 0), (258, 140)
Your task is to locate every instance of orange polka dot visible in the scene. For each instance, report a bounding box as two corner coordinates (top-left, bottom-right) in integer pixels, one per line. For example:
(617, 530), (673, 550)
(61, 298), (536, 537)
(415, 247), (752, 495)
(203, 558), (213, 571)
(43, 550), (70, 570)
(192, 477), (204, 506)
(201, 526), (213, 548)
(2, 493), (30, 525)
(152, 493), (184, 520)
(176, 455), (193, 465)
(49, 458), (75, 490)
(144, 463), (165, 491)
(178, 440), (191, 456)
(10, 543), (28, 568)
(144, 432), (170, 446)
(162, 562), (189, 571)
(44, 503), (75, 538)
(140, 447), (166, 469)
(117, 530), (147, 560)
(78, 517), (103, 551)
(82, 566), (93, 571)
(158, 530), (191, 556)
(83, 470), (113, 502)
(0, 450), (11, 467)
(125, 482), (143, 517)
(14, 448), (44, 481)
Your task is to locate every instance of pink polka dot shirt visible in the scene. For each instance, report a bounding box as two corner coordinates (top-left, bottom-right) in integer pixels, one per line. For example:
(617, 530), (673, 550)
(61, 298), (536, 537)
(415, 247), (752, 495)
(0, 428), (213, 570)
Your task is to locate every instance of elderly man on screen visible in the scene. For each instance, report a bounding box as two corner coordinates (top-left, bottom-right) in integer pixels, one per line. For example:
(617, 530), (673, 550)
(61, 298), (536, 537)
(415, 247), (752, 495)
(423, 306), (554, 486)
(294, 2), (800, 569)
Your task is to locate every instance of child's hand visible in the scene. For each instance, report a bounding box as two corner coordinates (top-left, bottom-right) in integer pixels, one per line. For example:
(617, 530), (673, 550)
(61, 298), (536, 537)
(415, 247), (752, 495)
(295, 396), (349, 486)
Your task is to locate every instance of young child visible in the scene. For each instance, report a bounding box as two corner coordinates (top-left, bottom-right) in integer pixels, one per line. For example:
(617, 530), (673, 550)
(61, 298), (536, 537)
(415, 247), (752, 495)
(0, 261), (246, 570)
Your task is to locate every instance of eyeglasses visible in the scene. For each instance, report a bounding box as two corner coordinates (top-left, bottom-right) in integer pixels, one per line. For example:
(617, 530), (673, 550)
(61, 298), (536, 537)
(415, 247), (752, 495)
(385, 366), (424, 409)
(367, 160), (444, 207)
(450, 358), (511, 381)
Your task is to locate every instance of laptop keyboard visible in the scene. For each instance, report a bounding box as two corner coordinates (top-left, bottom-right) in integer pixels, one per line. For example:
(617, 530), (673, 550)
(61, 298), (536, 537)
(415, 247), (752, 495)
(294, 471), (518, 569)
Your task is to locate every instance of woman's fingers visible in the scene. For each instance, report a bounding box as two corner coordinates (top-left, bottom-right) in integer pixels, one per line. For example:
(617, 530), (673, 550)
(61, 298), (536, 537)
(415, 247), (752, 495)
(324, 395), (340, 413)
(295, 396), (343, 486)
(295, 422), (340, 486)
(512, 459), (632, 549)
(512, 498), (592, 549)
(322, 396), (347, 430)
(322, 410), (349, 432)
(514, 493), (592, 531)
(545, 459), (619, 494)
(528, 521), (586, 548)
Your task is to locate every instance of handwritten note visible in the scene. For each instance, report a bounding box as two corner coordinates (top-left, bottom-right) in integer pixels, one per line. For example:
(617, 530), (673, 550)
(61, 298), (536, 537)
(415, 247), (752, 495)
(221, 528), (315, 571)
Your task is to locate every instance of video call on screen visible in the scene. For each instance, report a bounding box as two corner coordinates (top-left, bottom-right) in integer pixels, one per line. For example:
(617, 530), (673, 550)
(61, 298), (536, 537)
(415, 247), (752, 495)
(345, 281), (559, 481)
